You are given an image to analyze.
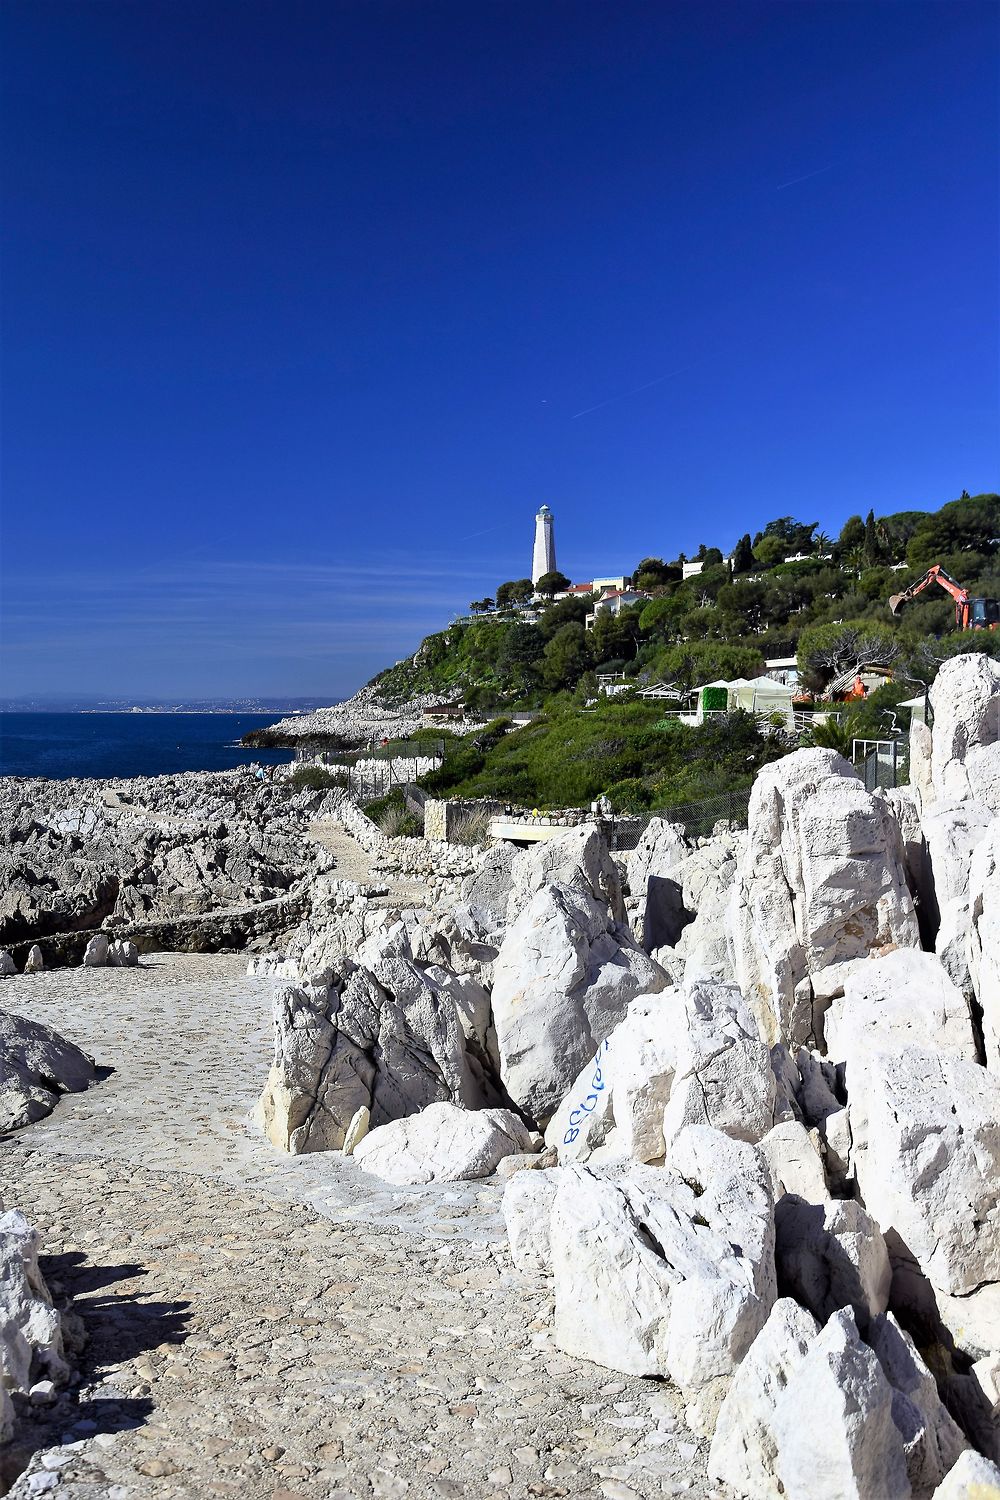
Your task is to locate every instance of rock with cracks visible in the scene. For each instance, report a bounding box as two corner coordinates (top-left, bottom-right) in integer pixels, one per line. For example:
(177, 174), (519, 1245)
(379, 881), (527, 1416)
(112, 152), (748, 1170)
(729, 749), (918, 1050)
(928, 654), (1000, 812)
(256, 957), (490, 1154)
(0, 1208), (70, 1445)
(352, 1101), (534, 1184)
(550, 1127), (775, 1432)
(490, 880), (666, 1127)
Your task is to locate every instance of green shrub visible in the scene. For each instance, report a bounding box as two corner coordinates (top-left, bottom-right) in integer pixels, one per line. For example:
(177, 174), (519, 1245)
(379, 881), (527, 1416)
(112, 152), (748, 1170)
(287, 764), (350, 793)
(605, 778), (651, 813)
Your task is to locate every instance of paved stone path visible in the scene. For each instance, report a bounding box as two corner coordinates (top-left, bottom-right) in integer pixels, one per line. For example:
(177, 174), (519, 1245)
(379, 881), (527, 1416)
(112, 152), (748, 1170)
(1, 956), (721, 1500)
(306, 821), (428, 910)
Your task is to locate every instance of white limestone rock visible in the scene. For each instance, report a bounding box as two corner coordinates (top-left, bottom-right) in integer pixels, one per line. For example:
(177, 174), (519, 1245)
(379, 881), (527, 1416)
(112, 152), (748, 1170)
(858, 1046), (1000, 1301)
(676, 830), (743, 983)
(758, 1120), (827, 1201)
(825, 948), (977, 1178)
(771, 1308), (911, 1500)
(502, 1167), (559, 1273)
(81, 933), (109, 967)
(729, 749), (918, 1049)
(0, 953), (15, 978)
(341, 1105), (369, 1156)
(0, 1010), (96, 1132)
(107, 938), (139, 967)
(710, 1301), (955, 1500)
(256, 958), (487, 1154)
(910, 717), (935, 814)
(23, 945), (44, 974)
(869, 1313), (968, 1495)
(507, 823), (625, 924)
(969, 819), (1000, 1069)
(775, 1194), (891, 1332)
(930, 654), (1000, 811)
(0, 1209), (68, 1418)
(920, 799), (993, 931)
(550, 1127), (775, 1418)
(661, 979), (775, 1154)
(352, 1101), (534, 1184)
(932, 1451), (1000, 1498)
(543, 991), (681, 1164)
(490, 881), (666, 1126)
(708, 1297), (819, 1499)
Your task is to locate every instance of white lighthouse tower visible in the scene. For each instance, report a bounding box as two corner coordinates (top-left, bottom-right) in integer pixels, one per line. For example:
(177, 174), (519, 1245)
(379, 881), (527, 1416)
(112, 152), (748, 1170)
(531, 504), (556, 585)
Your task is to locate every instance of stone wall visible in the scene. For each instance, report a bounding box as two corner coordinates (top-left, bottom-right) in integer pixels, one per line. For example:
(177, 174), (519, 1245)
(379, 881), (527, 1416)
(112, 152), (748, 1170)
(7, 888), (312, 967)
(423, 798), (506, 843)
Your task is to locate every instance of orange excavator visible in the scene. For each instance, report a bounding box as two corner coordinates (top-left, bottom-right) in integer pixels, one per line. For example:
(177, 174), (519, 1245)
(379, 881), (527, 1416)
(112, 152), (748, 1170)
(889, 565), (1000, 631)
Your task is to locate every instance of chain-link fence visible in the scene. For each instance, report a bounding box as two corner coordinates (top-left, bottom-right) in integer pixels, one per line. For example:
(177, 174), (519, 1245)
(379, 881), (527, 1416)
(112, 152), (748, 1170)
(607, 787), (752, 849)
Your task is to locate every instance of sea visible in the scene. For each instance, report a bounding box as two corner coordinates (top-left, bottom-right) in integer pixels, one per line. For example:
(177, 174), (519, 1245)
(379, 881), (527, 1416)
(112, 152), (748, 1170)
(0, 713), (296, 781)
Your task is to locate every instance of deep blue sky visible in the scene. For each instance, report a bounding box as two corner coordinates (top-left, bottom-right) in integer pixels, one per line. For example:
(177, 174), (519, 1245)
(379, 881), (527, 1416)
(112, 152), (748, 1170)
(2, 0), (997, 699)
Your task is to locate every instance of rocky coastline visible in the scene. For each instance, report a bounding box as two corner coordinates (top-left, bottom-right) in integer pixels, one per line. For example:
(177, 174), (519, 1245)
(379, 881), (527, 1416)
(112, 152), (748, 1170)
(2, 653), (1000, 1498)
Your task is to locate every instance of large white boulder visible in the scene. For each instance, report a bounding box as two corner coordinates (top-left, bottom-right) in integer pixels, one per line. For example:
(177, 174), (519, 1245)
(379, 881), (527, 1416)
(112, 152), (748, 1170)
(771, 1308), (911, 1500)
(0, 1010), (96, 1132)
(543, 990), (682, 1164)
(81, 933), (109, 967)
(869, 1313), (968, 1495)
(675, 829), (743, 983)
(0, 1208), (69, 1432)
(919, 799), (993, 931)
(826, 948), (976, 1066)
(710, 1300), (960, 1500)
(708, 1297), (819, 1499)
(256, 958), (487, 1154)
(507, 823), (625, 924)
(969, 820), (1000, 1068)
(824, 948), (977, 1177)
(730, 749), (918, 1049)
(490, 881), (666, 1126)
(858, 1047), (1000, 1301)
(352, 1101), (534, 1184)
(661, 979), (776, 1153)
(775, 1195), (891, 1331)
(929, 654), (1000, 811)
(550, 1127), (775, 1423)
(543, 979), (774, 1167)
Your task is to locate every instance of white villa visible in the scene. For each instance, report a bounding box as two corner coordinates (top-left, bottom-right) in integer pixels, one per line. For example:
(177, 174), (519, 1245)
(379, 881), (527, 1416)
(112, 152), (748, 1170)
(585, 585), (652, 629)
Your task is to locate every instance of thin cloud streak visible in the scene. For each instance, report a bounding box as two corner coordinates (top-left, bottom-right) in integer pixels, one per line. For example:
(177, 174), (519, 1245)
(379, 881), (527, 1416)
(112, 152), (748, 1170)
(570, 365), (691, 420)
(774, 164), (836, 191)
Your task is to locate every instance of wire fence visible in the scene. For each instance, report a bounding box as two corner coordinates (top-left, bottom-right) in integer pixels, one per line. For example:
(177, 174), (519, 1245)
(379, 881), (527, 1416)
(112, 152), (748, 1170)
(608, 787), (752, 849)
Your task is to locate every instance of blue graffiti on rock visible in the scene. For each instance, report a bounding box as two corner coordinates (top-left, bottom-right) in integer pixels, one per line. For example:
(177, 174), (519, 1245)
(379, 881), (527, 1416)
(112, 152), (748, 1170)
(563, 1038), (610, 1146)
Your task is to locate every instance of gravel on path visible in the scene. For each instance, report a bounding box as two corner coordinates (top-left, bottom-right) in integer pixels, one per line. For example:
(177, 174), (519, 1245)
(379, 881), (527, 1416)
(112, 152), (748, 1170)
(0, 955), (722, 1500)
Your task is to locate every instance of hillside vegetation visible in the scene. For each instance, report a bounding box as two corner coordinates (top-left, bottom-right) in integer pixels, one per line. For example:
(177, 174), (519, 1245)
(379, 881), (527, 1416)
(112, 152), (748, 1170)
(367, 492), (999, 813)
(376, 493), (1000, 708)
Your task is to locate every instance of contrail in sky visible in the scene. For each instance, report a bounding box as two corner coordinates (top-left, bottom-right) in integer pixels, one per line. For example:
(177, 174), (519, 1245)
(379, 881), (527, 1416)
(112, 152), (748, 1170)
(570, 365), (690, 420)
(775, 164), (836, 191)
(457, 524), (506, 542)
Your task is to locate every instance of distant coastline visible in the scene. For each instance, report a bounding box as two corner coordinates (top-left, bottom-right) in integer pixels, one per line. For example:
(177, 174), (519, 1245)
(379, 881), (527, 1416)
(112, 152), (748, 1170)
(0, 710), (300, 780)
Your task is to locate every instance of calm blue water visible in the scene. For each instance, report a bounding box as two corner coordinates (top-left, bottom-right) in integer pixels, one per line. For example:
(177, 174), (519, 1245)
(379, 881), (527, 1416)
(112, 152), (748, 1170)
(0, 713), (295, 780)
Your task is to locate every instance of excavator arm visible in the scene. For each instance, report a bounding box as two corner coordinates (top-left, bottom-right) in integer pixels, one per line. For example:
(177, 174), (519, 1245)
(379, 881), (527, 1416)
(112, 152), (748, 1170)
(889, 565), (971, 628)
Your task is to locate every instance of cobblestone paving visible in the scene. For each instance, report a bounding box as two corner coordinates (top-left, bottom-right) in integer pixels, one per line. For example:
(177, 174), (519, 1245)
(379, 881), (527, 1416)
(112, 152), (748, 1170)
(1, 956), (722, 1500)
